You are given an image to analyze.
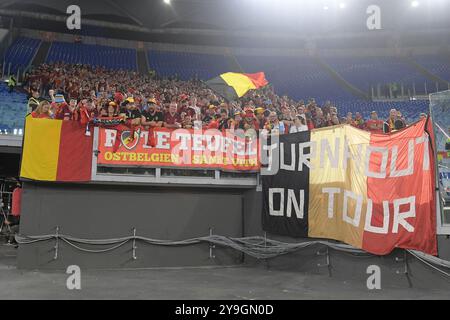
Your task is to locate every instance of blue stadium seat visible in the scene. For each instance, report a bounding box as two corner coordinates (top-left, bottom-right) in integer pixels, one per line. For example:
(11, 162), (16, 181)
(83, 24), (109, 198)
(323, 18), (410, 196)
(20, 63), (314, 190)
(46, 42), (137, 71)
(148, 50), (231, 81)
(333, 99), (428, 124)
(235, 54), (355, 104)
(323, 56), (434, 96)
(413, 54), (450, 90)
(3, 37), (41, 76)
(0, 83), (28, 133)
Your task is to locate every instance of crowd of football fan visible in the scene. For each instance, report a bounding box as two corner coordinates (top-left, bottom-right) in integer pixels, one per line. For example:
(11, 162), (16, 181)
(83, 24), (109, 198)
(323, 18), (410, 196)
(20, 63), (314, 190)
(23, 62), (426, 136)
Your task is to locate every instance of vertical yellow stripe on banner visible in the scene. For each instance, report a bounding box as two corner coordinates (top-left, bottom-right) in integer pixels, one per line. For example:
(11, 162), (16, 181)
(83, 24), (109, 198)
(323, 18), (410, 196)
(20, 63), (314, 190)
(20, 117), (62, 181)
(308, 125), (370, 248)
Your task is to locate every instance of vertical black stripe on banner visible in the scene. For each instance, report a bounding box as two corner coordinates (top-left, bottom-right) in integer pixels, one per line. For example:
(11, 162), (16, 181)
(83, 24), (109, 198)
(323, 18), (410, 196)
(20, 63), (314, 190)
(262, 131), (310, 237)
(204, 77), (238, 102)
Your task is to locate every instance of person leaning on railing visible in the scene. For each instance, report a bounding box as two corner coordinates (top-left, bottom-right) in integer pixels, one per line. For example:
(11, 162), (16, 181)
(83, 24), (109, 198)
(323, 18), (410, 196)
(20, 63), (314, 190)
(27, 87), (44, 114)
(141, 99), (163, 147)
(365, 111), (384, 133)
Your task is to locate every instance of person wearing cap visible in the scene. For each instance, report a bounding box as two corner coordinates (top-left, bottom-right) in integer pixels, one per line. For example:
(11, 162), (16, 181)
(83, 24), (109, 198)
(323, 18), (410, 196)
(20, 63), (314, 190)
(50, 91), (72, 121)
(142, 100), (164, 147)
(243, 110), (260, 131)
(120, 97), (142, 125)
(114, 91), (124, 104)
(179, 94), (189, 103)
(229, 111), (245, 131)
(202, 105), (216, 125)
(118, 98), (142, 142)
(365, 111), (383, 133)
(255, 107), (266, 130)
(99, 101), (120, 119)
(419, 113), (427, 120)
(108, 101), (118, 115)
(96, 102), (129, 152)
(264, 111), (285, 135)
(243, 104), (254, 114)
(218, 109), (230, 130)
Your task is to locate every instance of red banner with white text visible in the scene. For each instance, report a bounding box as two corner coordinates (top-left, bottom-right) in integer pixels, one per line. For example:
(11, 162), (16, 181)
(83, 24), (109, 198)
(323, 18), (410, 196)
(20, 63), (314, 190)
(97, 127), (260, 171)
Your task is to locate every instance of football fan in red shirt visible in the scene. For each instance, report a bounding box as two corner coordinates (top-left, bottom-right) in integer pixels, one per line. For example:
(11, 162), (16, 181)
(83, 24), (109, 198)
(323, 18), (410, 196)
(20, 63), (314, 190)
(365, 111), (384, 133)
(164, 102), (182, 129)
(31, 101), (52, 119)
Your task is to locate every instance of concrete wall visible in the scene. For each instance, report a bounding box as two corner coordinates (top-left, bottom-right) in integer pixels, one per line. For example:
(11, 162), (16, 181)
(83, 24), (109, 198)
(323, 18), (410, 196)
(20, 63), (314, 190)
(18, 182), (246, 269)
(17, 182), (450, 290)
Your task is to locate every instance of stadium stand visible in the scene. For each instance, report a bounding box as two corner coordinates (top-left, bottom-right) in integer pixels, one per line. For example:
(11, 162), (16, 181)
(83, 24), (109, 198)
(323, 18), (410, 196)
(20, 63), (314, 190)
(323, 55), (434, 96)
(336, 99), (428, 123)
(413, 54), (450, 83)
(0, 37), (441, 136)
(0, 83), (27, 133)
(46, 42), (137, 71)
(148, 50), (232, 80)
(3, 37), (41, 75)
(235, 55), (356, 104)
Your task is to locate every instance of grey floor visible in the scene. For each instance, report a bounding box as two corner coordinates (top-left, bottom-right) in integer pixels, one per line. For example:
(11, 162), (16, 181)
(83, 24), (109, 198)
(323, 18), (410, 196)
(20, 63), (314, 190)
(1, 244), (450, 299)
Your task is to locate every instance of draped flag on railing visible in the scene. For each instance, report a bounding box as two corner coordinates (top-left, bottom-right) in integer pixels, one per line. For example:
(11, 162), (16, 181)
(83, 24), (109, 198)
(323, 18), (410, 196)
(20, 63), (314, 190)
(262, 118), (437, 255)
(20, 117), (93, 182)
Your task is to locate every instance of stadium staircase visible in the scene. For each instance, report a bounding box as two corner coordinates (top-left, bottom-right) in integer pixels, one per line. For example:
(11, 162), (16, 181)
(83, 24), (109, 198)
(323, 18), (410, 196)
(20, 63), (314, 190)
(407, 54), (450, 92)
(314, 56), (370, 100)
(3, 37), (40, 77)
(136, 48), (149, 75)
(404, 56), (450, 90)
(30, 40), (51, 67)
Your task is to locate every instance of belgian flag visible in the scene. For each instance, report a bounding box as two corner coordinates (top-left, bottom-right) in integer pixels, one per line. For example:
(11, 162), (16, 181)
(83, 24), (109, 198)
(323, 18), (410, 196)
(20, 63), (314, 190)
(205, 72), (268, 101)
(262, 119), (437, 256)
(20, 117), (93, 182)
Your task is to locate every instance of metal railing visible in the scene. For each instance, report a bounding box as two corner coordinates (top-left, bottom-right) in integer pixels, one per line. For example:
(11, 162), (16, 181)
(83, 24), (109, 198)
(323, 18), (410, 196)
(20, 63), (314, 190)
(371, 82), (450, 100)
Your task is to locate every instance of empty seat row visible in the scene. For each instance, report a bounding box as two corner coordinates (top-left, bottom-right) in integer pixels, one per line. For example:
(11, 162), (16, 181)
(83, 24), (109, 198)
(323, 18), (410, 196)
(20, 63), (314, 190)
(46, 42), (137, 71)
(3, 37), (41, 75)
(148, 50), (232, 81)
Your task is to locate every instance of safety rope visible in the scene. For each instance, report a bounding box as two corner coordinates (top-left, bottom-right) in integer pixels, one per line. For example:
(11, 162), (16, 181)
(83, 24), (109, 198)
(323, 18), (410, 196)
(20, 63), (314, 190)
(15, 232), (450, 277)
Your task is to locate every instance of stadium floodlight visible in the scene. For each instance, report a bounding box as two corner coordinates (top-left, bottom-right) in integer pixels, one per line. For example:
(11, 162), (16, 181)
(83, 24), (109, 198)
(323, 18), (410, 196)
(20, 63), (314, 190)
(323, 5), (329, 10)
(411, 0), (419, 7)
(163, 0), (171, 5)
(339, 2), (346, 9)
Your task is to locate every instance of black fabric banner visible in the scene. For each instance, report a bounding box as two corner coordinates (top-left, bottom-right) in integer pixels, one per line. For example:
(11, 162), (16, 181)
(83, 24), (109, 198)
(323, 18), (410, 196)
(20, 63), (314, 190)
(262, 131), (310, 237)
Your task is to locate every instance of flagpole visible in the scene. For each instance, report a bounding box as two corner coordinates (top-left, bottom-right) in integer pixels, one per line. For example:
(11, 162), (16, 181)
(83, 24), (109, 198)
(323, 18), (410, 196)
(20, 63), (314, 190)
(200, 79), (231, 103)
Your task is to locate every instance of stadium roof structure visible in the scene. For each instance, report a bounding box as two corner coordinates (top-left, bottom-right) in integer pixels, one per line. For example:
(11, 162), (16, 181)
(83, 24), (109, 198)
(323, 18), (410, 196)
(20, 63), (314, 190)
(0, 0), (449, 48)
